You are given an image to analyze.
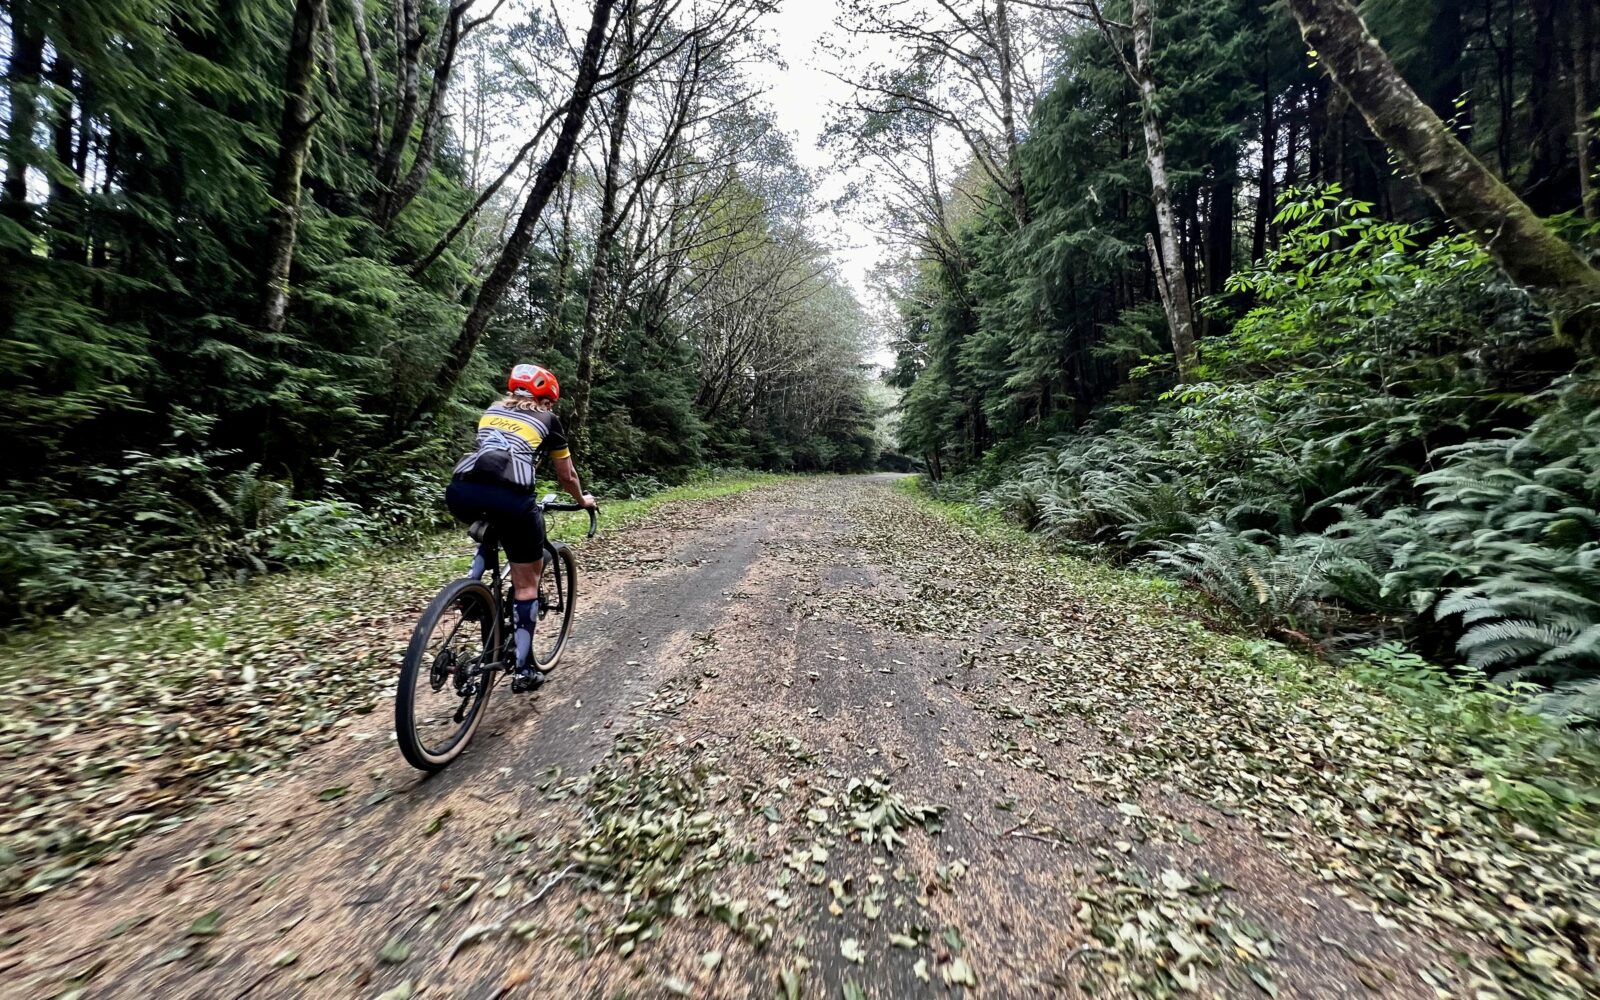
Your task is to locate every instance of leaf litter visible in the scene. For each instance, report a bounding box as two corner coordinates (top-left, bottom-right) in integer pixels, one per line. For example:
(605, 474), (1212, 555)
(819, 488), (1600, 999)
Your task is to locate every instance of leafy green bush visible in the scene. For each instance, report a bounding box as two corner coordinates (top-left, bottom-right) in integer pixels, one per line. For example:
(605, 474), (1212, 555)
(0, 422), (438, 623)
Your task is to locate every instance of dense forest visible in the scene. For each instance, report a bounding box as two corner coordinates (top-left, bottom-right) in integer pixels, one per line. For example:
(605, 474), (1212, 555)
(0, 0), (884, 622)
(6, 0), (1600, 724)
(843, 0), (1600, 722)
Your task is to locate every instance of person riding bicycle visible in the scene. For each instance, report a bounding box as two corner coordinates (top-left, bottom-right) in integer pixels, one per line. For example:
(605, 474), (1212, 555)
(446, 363), (596, 693)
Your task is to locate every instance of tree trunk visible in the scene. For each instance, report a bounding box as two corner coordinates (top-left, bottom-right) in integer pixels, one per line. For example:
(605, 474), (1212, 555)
(1494, 0), (1514, 177)
(1323, 84), (1349, 191)
(1207, 155), (1235, 302)
(1129, 0), (1197, 381)
(414, 0), (617, 423)
(260, 0), (327, 333)
(375, 0), (424, 200)
(1287, 0), (1600, 350)
(542, 173), (577, 346)
(1574, 0), (1596, 220)
(570, 4), (638, 450)
(1527, 0), (1572, 213)
(3, 9), (45, 217)
(381, 0), (475, 228)
(45, 54), (87, 261)
(347, 0), (384, 160)
(1254, 66), (1276, 261)
(995, 0), (1029, 227)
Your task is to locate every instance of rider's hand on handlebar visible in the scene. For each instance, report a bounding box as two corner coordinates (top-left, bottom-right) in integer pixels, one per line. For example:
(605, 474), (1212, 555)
(580, 493), (598, 511)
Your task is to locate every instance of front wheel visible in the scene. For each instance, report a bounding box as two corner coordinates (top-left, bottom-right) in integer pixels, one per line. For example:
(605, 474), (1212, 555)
(396, 578), (500, 772)
(535, 543), (578, 670)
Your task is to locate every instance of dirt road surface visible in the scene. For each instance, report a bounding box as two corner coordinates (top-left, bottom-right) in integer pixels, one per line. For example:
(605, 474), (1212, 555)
(1, 477), (1588, 999)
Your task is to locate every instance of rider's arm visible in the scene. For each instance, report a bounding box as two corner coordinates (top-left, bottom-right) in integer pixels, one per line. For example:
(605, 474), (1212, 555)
(551, 454), (595, 509)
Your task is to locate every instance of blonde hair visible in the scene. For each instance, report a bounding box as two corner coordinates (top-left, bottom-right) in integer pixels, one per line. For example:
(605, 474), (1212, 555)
(498, 394), (554, 413)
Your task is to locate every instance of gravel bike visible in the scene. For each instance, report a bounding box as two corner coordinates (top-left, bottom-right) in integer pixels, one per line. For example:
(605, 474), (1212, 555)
(395, 495), (597, 772)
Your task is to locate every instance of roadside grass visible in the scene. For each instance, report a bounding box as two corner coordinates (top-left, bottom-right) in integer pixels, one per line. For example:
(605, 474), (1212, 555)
(890, 475), (1199, 614)
(0, 471), (786, 906)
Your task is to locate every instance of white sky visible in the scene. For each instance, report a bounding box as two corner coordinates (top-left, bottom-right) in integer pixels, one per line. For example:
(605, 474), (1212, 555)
(756, 0), (907, 365)
(757, 0), (892, 302)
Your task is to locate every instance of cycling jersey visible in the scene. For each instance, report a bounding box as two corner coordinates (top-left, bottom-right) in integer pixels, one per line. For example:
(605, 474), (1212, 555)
(452, 405), (571, 492)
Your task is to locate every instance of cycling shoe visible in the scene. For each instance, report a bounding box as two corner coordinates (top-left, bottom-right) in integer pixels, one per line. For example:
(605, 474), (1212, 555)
(510, 666), (546, 693)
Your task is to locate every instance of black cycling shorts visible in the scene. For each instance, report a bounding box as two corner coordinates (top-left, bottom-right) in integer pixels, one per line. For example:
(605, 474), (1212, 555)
(445, 476), (548, 564)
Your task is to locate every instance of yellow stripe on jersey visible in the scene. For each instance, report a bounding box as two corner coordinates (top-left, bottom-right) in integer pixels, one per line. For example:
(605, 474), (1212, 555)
(549, 447), (571, 460)
(479, 413), (544, 448)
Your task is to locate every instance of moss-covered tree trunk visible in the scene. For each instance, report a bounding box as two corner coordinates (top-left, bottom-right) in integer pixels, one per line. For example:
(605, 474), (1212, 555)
(1576, 0), (1597, 221)
(1287, 0), (1600, 351)
(260, 0), (326, 334)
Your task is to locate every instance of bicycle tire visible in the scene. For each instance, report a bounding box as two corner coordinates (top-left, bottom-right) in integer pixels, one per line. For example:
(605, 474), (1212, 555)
(395, 577), (500, 772)
(534, 542), (578, 670)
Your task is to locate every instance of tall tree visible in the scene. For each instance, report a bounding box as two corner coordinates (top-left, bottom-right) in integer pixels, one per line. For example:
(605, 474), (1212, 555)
(3, 1), (45, 218)
(1085, 0), (1198, 380)
(570, 2), (641, 449)
(836, 0), (1045, 229)
(1287, 0), (1600, 351)
(414, 0), (618, 422)
(260, 0), (328, 333)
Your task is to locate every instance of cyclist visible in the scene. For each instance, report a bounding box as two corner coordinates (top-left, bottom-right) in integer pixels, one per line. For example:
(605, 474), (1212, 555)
(446, 363), (596, 692)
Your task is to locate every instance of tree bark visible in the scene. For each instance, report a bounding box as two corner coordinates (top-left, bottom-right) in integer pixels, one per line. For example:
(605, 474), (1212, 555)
(570, 12), (639, 450)
(380, 0), (478, 228)
(1527, 0), (1572, 214)
(1253, 65), (1276, 261)
(1287, 0), (1600, 349)
(1129, 0), (1197, 381)
(542, 173), (577, 346)
(1574, 0), (1596, 220)
(1207, 155), (1235, 301)
(260, 0), (327, 333)
(347, 0), (385, 160)
(3, 8), (45, 217)
(375, 0), (425, 196)
(414, 0), (617, 423)
(45, 54), (87, 261)
(995, 0), (1029, 227)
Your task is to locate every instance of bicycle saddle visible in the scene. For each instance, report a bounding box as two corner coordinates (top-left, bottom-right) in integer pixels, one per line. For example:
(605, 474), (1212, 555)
(467, 519), (498, 544)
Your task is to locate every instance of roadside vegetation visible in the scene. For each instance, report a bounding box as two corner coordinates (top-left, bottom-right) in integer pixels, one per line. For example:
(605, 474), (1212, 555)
(844, 1), (1600, 729)
(0, 0), (880, 627)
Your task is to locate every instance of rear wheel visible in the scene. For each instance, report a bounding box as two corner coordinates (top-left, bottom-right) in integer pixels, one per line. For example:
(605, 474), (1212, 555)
(396, 578), (500, 772)
(534, 543), (578, 669)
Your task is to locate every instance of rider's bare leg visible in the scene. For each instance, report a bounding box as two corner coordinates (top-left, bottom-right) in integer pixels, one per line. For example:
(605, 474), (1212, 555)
(509, 559), (543, 601)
